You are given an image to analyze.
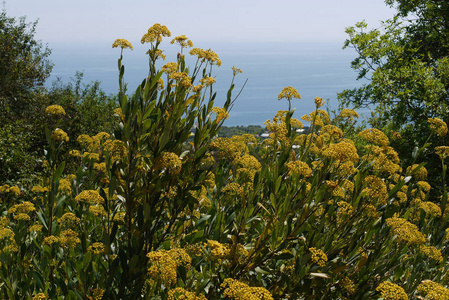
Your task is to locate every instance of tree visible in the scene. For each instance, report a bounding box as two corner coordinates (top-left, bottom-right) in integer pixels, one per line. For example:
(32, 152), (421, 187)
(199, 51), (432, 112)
(339, 0), (449, 193)
(0, 9), (52, 119)
(339, 0), (449, 129)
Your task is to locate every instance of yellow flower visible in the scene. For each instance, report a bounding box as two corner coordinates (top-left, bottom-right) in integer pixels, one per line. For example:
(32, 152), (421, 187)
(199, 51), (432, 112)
(386, 217), (426, 245)
(45, 105), (66, 116)
(358, 128), (389, 146)
(75, 190), (104, 205)
(32, 293), (48, 300)
(376, 281), (408, 300)
(155, 152), (182, 175)
(322, 140), (359, 163)
(170, 35), (193, 48)
(88, 242), (107, 255)
(29, 224), (43, 232)
(161, 62), (178, 74)
(59, 229), (81, 248)
(141, 23), (171, 44)
(170, 72), (192, 88)
(221, 278), (274, 300)
(146, 48), (166, 60)
(9, 186), (21, 196)
(309, 247), (327, 267)
(58, 178), (72, 195)
(339, 108), (359, 119)
(232, 66), (243, 76)
(417, 280), (449, 299)
(435, 146), (449, 160)
(428, 117), (448, 137)
(112, 38), (133, 50)
(314, 97), (325, 108)
(51, 128), (69, 142)
(278, 86), (301, 101)
(419, 245), (443, 263)
(168, 287), (206, 300)
(286, 160), (313, 177)
(406, 164), (428, 180)
(58, 213), (80, 228)
(199, 76), (216, 86)
(43, 235), (60, 246)
(212, 107), (229, 122)
(147, 248), (191, 286)
(189, 48), (221, 66)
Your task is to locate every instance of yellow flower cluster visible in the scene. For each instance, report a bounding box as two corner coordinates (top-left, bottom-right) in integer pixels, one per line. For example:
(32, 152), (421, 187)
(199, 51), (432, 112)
(168, 288), (206, 300)
(75, 190), (104, 205)
(170, 72), (192, 88)
(112, 39), (133, 50)
(51, 128), (69, 142)
(161, 62), (178, 74)
(363, 176), (387, 205)
(45, 105), (66, 116)
(301, 110), (330, 127)
(29, 223), (43, 232)
(210, 137), (248, 161)
(336, 201), (354, 223)
(339, 276), (356, 294)
(286, 161), (312, 177)
(358, 128), (389, 147)
(43, 235), (60, 246)
(419, 201), (441, 218)
(278, 86), (301, 101)
(141, 23), (171, 44)
(376, 281), (408, 300)
(31, 293), (48, 300)
(103, 139), (127, 164)
(200, 76), (216, 86)
(417, 280), (449, 299)
(314, 97), (325, 108)
(221, 278), (273, 300)
(58, 212), (80, 228)
(322, 140), (359, 163)
(419, 245), (443, 263)
(320, 124), (343, 142)
(89, 204), (107, 217)
(406, 164), (428, 180)
(339, 108), (359, 119)
(146, 48), (166, 60)
(170, 35), (193, 48)
(189, 48), (222, 66)
(87, 288), (105, 300)
(155, 152), (182, 175)
(8, 201), (35, 219)
(232, 66), (243, 76)
(212, 107), (229, 122)
(58, 178), (72, 195)
(146, 248), (191, 286)
(88, 242), (107, 255)
(435, 146), (449, 160)
(386, 217), (426, 245)
(207, 240), (230, 259)
(362, 145), (401, 175)
(309, 247), (327, 267)
(428, 117), (448, 137)
(59, 229), (81, 248)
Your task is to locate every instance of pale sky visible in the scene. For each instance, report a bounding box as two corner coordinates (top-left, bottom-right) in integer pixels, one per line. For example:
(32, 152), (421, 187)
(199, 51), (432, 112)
(4, 0), (396, 44)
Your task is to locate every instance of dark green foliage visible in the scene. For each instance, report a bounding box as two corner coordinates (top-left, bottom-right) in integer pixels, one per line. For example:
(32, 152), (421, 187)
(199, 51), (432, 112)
(0, 10), (52, 119)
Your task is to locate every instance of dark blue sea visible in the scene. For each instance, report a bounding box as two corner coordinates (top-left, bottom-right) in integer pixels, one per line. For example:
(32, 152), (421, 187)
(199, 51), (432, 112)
(47, 41), (368, 126)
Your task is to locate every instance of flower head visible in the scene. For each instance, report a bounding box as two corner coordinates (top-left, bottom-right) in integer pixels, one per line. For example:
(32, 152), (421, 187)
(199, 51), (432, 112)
(278, 86), (301, 101)
(428, 117), (448, 137)
(51, 128), (69, 142)
(112, 39), (133, 50)
(170, 35), (193, 48)
(141, 24), (171, 44)
(45, 105), (66, 116)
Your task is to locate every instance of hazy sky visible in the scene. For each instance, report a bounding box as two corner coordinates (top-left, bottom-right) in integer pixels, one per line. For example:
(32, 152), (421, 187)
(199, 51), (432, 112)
(5, 0), (396, 45)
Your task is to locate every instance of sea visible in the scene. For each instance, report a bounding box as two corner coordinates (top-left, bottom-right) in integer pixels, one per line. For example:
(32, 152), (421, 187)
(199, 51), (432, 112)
(47, 40), (369, 127)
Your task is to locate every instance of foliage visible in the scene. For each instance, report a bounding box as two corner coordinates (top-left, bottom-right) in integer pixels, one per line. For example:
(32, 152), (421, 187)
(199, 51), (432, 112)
(2, 23), (449, 299)
(0, 9), (52, 119)
(219, 125), (264, 138)
(338, 0), (449, 197)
